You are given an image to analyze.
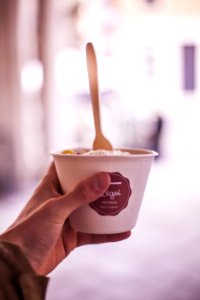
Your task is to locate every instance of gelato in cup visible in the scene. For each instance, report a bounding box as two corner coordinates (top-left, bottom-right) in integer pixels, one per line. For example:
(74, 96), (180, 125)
(52, 148), (158, 234)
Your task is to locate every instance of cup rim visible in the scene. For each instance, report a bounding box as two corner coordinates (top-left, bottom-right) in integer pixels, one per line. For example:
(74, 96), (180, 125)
(51, 147), (158, 158)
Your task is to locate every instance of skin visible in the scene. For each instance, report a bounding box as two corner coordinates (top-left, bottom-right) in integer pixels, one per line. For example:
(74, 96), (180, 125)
(0, 163), (131, 275)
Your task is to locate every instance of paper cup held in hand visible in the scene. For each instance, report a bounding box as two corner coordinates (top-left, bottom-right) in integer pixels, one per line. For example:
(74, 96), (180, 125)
(52, 148), (158, 234)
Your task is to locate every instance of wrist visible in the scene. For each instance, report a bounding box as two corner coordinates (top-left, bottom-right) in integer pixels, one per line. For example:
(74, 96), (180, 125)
(0, 240), (49, 297)
(0, 231), (33, 269)
(0, 240), (35, 274)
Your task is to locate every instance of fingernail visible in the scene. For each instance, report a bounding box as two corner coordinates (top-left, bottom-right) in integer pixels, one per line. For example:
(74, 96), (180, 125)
(93, 172), (110, 191)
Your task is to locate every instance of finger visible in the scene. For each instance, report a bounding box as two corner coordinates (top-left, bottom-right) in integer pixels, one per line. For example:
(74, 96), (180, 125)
(77, 230), (132, 246)
(47, 172), (111, 223)
(33, 162), (62, 199)
(44, 162), (60, 184)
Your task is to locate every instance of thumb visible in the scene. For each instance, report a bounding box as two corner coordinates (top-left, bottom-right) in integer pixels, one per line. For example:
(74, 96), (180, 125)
(47, 172), (111, 223)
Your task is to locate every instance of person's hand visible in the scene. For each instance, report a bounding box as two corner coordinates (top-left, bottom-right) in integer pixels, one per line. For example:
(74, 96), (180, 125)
(0, 163), (131, 275)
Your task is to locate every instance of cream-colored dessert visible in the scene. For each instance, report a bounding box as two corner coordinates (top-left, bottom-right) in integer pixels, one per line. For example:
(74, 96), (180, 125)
(62, 149), (130, 156)
(83, 149), (130, 156)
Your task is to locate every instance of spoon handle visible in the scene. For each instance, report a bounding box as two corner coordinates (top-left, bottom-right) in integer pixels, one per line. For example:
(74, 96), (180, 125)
(86, 42), (101, 135)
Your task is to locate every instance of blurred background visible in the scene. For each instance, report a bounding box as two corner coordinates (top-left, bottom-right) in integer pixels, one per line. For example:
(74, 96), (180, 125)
(1, 0), (200, 299)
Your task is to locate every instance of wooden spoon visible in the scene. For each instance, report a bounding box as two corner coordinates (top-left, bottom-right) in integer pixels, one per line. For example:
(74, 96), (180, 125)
(86, 42), (113, 150)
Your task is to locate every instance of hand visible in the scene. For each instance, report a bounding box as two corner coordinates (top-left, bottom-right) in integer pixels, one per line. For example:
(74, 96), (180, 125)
(0, 163), (131, 275)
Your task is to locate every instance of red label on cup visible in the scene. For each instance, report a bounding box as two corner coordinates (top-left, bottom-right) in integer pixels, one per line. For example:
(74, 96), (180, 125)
(90, 172), (132, 216)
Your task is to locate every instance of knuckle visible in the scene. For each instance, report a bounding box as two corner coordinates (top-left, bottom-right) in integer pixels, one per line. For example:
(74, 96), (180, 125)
(74, 183), (92, 203)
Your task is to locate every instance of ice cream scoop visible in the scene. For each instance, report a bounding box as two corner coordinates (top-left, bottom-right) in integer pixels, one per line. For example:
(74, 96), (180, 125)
(86, 42), (113, 151)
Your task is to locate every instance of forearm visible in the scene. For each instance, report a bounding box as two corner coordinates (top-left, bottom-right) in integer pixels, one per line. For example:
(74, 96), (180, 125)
(0, 241), (49, 300)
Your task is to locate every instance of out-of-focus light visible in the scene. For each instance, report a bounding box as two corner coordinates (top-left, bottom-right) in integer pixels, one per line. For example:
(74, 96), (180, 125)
(21, 59), (43, 93)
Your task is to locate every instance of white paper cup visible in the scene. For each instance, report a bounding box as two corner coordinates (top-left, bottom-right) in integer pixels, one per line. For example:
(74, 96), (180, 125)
(52, 148), (158, 234)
